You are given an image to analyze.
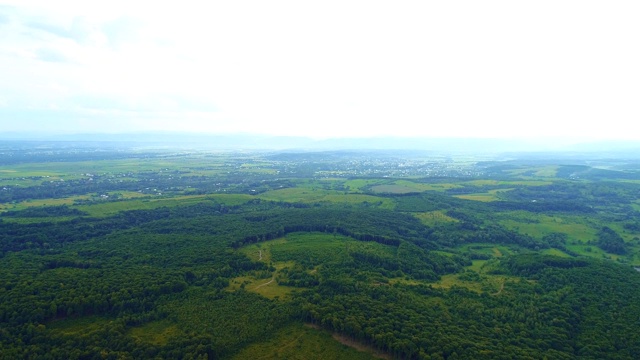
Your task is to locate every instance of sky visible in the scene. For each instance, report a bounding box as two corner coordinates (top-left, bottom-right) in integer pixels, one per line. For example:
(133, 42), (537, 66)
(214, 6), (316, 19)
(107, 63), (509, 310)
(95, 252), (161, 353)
(0, 1), (639, 140)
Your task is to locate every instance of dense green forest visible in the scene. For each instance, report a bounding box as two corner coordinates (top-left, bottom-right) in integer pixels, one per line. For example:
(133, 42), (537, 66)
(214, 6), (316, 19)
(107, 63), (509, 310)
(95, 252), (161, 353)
(1, 143), (640, 359)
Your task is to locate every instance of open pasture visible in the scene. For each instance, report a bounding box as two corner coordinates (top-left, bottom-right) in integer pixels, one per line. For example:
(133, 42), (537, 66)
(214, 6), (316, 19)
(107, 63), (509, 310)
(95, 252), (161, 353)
(1, 195), (92, 213)
(453, 189), (511, 202)
(74, 194), (253, 217)
(370, 180), (462, 193)
(498, 212), (598, 241)
(461, 179), (552, 186)
(257, 187), (393, 208)
(504, 166), (559, 178)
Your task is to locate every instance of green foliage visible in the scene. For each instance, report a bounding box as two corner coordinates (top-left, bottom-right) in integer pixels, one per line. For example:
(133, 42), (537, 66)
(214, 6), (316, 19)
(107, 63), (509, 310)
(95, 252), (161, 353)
(597, 226), (627, 254)
(3, 148), (640, 359)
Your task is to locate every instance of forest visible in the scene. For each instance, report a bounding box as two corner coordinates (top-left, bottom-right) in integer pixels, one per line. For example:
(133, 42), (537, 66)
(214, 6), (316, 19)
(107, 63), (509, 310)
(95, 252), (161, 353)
(1, 142), (640, 359)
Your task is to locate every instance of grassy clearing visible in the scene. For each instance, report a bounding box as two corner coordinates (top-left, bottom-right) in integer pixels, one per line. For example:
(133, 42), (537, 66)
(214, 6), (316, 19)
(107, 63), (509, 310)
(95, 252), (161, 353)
(257, 188), (338, 202)
(112, 191), (149, 199)
(47, 316), (112, 337)
(232, 233), (396, 300)
(75, 194), (253, 217)
(129, 320), (180, 346)
(369, 184), (416, 194)
(431, 274), (483, 292)
(231, 322), (379, 360)
(541, 248), (572, 257)
(343, 179), (385, 192)
(1, 195), (92, 213)
(454, 189), (511, 202)
(0, 216), (77, 224)
(232, 237), (300, 300)
(505, 166), (559, 178)
(499, 214), (597, 242)
(413, 211), (459, 226)
(370, 180), (462, 193)
(461, 179), (553, 187)
(459, 244), (514, 258)
(257, 188), (394, 208)
(0, 178), (46, 187)
(396, 180), (462, 192)
(566, 244), (623, 261)
(431, 256), (521, 295)
(226, 260), (298, 300)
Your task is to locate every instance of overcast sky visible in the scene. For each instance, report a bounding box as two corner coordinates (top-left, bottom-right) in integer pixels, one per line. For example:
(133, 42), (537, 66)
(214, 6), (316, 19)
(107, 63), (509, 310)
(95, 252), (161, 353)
(1, 1), (638, 140)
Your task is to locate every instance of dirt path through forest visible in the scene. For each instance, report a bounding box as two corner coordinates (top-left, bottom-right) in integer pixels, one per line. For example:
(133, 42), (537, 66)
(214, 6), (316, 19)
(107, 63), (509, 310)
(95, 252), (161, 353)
(492, 280), (505, 296)
(254, 277), (274, 289)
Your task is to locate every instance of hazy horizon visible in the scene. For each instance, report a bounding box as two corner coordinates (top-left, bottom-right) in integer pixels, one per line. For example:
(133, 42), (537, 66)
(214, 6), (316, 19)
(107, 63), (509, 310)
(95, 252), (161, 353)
(1, 1), (639, 140)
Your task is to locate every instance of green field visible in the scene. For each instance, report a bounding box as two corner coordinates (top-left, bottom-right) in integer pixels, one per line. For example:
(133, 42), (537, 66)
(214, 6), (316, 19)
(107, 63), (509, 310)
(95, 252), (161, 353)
(371, 180), (462, 193)
(257, 187), (394, 208)
(454, 189), (511, 202)
(74, 194), (253, 217)
(231, 323), (380, 360)
(498, 213), (598, 241)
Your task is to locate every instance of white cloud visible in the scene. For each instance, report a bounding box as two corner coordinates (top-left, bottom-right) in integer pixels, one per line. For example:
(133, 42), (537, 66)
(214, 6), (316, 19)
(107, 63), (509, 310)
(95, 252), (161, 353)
(0, 1), (639, 140)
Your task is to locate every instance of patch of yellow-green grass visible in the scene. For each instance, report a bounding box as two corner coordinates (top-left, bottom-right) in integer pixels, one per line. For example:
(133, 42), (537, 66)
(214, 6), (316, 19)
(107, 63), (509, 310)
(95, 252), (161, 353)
(369, 184), (417, 194)
(533, 166), (559, 177)
(431, 274), (483, 293)
(129, 320), (180, 346)
(0, 169), (64, 178)
(110, 191), (149, 199)
(505, 166), (559, 178)
(467, 260), (489, 272)
(5, 195), (91, 212)
(239, 238), (288, 263)
(238, 167), (279, 174)
(541, 248), (572, 257)
(258, 187), (334, 202)
(566, 244), (624, 261)
(462, 179), (552, 186)
(0, 216), (76, 224)
(343, 179), (384, 192)
(454, 189), (513, 202)
(454, 193), (497, 202)
(500, 215), (597, 242)
(393, 180), (462, 192)
(414, 211), (459, 226)
(257, 187), (394, 208)
(229, 237), (297, 299)
(232, 322), (380, 360)
(75, 194), (253, 217)
(227, 264), (297, 300)
(48, 316), (112, 337)
(0, 178), (47, 187)
(322, 194), (395, 208)
(369, 180), (461, 194)
(459, 244), (513, 258)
